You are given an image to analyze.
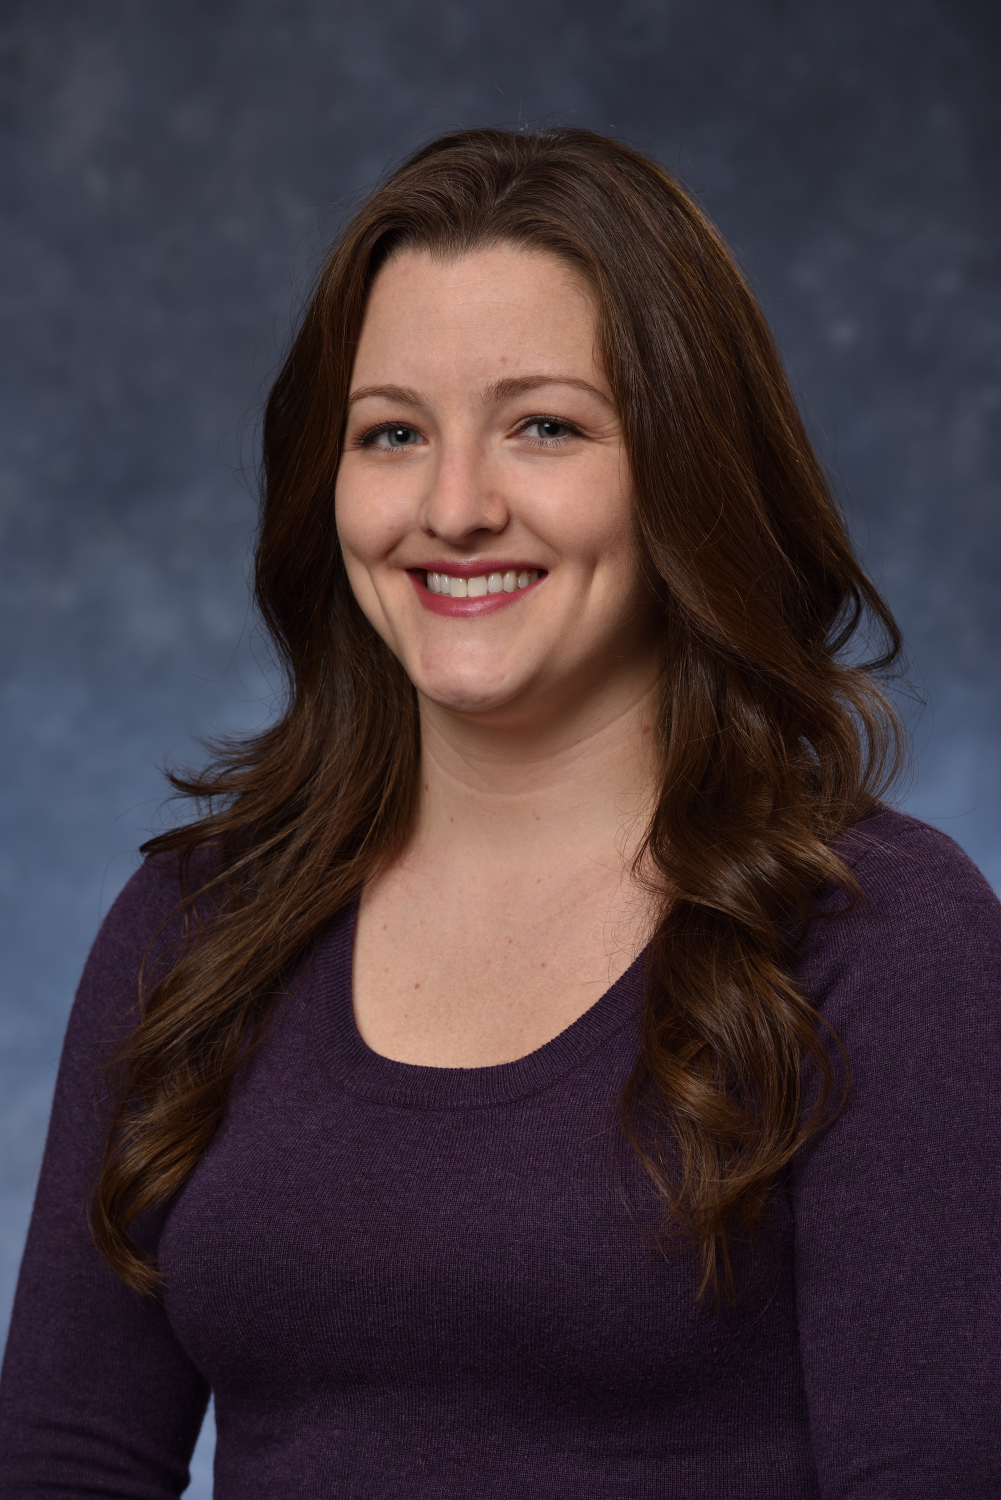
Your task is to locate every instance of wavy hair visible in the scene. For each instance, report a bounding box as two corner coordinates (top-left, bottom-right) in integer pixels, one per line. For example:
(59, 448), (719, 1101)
(92, 126), (904, 1297)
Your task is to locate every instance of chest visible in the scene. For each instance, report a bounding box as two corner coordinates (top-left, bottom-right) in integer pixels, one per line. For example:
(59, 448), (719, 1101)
(158, 997), (796, 1412)
(151, 913), (814, 1495)
(352, 852), (654, 1065)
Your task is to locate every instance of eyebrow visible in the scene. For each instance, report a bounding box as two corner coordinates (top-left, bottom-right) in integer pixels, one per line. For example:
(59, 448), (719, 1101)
(346, 374), (612, 409)
(347, 383), (425, 408)
(483, 374), (612, 406)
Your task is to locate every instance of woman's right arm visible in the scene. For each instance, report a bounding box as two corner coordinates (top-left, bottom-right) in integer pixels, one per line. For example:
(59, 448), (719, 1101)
(0, 861), (211, 1498)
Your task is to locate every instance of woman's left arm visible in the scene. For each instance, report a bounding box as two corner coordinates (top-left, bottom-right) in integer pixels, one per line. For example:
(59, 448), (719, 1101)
(791, 814), (1001, 1499)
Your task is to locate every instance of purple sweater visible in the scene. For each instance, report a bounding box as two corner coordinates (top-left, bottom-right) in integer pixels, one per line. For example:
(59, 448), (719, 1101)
(1, 809), (999, 1497)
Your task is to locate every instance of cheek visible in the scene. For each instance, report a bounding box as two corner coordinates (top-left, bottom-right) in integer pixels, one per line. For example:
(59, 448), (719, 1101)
(334, 467), (418, 656)
(332, 474), (389, 633)
(334, 465), (404, 566)
(333, 468), (365, 562)
(527, 461), (638, 574)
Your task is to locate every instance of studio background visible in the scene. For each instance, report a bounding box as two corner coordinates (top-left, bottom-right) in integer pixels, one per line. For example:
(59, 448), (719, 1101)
(2, 1), (998, 1492)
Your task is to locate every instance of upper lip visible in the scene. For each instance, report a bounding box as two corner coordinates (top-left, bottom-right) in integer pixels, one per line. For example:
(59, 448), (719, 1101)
(407, 561), (547, 578)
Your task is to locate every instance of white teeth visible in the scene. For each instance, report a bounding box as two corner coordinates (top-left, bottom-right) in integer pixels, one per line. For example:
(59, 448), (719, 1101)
(427, 570), (540, 597)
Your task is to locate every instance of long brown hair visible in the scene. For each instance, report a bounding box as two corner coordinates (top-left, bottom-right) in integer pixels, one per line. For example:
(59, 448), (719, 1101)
(92, 126), (904, 1297)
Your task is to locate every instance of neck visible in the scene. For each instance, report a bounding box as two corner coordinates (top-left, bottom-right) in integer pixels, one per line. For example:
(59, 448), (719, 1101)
(412, 667), (661, 871)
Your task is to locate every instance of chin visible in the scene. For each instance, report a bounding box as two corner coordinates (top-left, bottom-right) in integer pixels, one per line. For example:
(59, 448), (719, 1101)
(404, 640), (527, 714)
(409, 656), (534, 718)
(417, 677), (519, 717)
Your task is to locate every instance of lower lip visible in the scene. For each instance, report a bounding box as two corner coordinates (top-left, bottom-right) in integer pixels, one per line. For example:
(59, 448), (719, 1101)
(408, 572), (546, 617)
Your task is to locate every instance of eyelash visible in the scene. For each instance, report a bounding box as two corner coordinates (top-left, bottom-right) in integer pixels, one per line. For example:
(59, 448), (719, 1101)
(356, 415), (583, 449)
(520, 415), (582, 446)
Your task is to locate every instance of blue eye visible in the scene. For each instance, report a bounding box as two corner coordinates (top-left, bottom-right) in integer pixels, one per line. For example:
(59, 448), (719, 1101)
(526, 419), (573, 442)
(369, 424), (420, 448)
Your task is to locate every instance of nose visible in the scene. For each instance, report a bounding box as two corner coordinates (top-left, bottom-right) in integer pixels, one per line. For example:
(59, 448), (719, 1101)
(418, 433), (509, 546)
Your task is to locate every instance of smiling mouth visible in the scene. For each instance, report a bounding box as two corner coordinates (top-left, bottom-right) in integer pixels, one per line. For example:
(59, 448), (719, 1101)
(426, 568), (542, 598)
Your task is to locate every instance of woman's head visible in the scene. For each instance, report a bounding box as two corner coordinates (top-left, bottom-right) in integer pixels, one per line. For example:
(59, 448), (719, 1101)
(95, 128), (904, 1298)
(262, 125), (892, 768)
(336, 241), (657, 729)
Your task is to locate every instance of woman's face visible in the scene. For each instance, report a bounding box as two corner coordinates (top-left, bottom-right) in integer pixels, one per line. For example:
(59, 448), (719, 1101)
(335, 243), (659, 726)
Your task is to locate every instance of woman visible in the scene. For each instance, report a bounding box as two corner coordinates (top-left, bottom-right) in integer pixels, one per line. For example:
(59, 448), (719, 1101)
(1, 126), (998, 1497)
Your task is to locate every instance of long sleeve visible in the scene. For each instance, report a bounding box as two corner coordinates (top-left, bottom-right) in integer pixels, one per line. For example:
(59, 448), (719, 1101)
(0, 861), (210, 1498)
(791, 814), (1001, 1497)
(5, 813), (997, 1497)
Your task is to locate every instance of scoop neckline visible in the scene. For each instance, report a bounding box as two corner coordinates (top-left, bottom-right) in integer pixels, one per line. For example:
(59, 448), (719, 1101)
(306, 900), (648, 1110)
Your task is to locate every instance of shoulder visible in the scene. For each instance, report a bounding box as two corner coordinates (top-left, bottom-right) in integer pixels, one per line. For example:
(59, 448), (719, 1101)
(69, 846), (220, 1060)
(797, 805), (1001, 1048)
(86, 846), (219, 977)
(834, 804), (998, 918)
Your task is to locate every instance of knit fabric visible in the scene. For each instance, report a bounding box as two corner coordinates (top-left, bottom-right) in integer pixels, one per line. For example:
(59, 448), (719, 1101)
(1, 809), (999, 1497)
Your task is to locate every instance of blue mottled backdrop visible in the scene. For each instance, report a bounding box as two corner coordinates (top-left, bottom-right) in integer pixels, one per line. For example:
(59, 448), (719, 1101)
(1, 1), (998, 1491)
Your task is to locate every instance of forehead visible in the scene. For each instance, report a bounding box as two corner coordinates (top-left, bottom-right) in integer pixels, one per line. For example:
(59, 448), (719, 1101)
(352, 244), (603, 390)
